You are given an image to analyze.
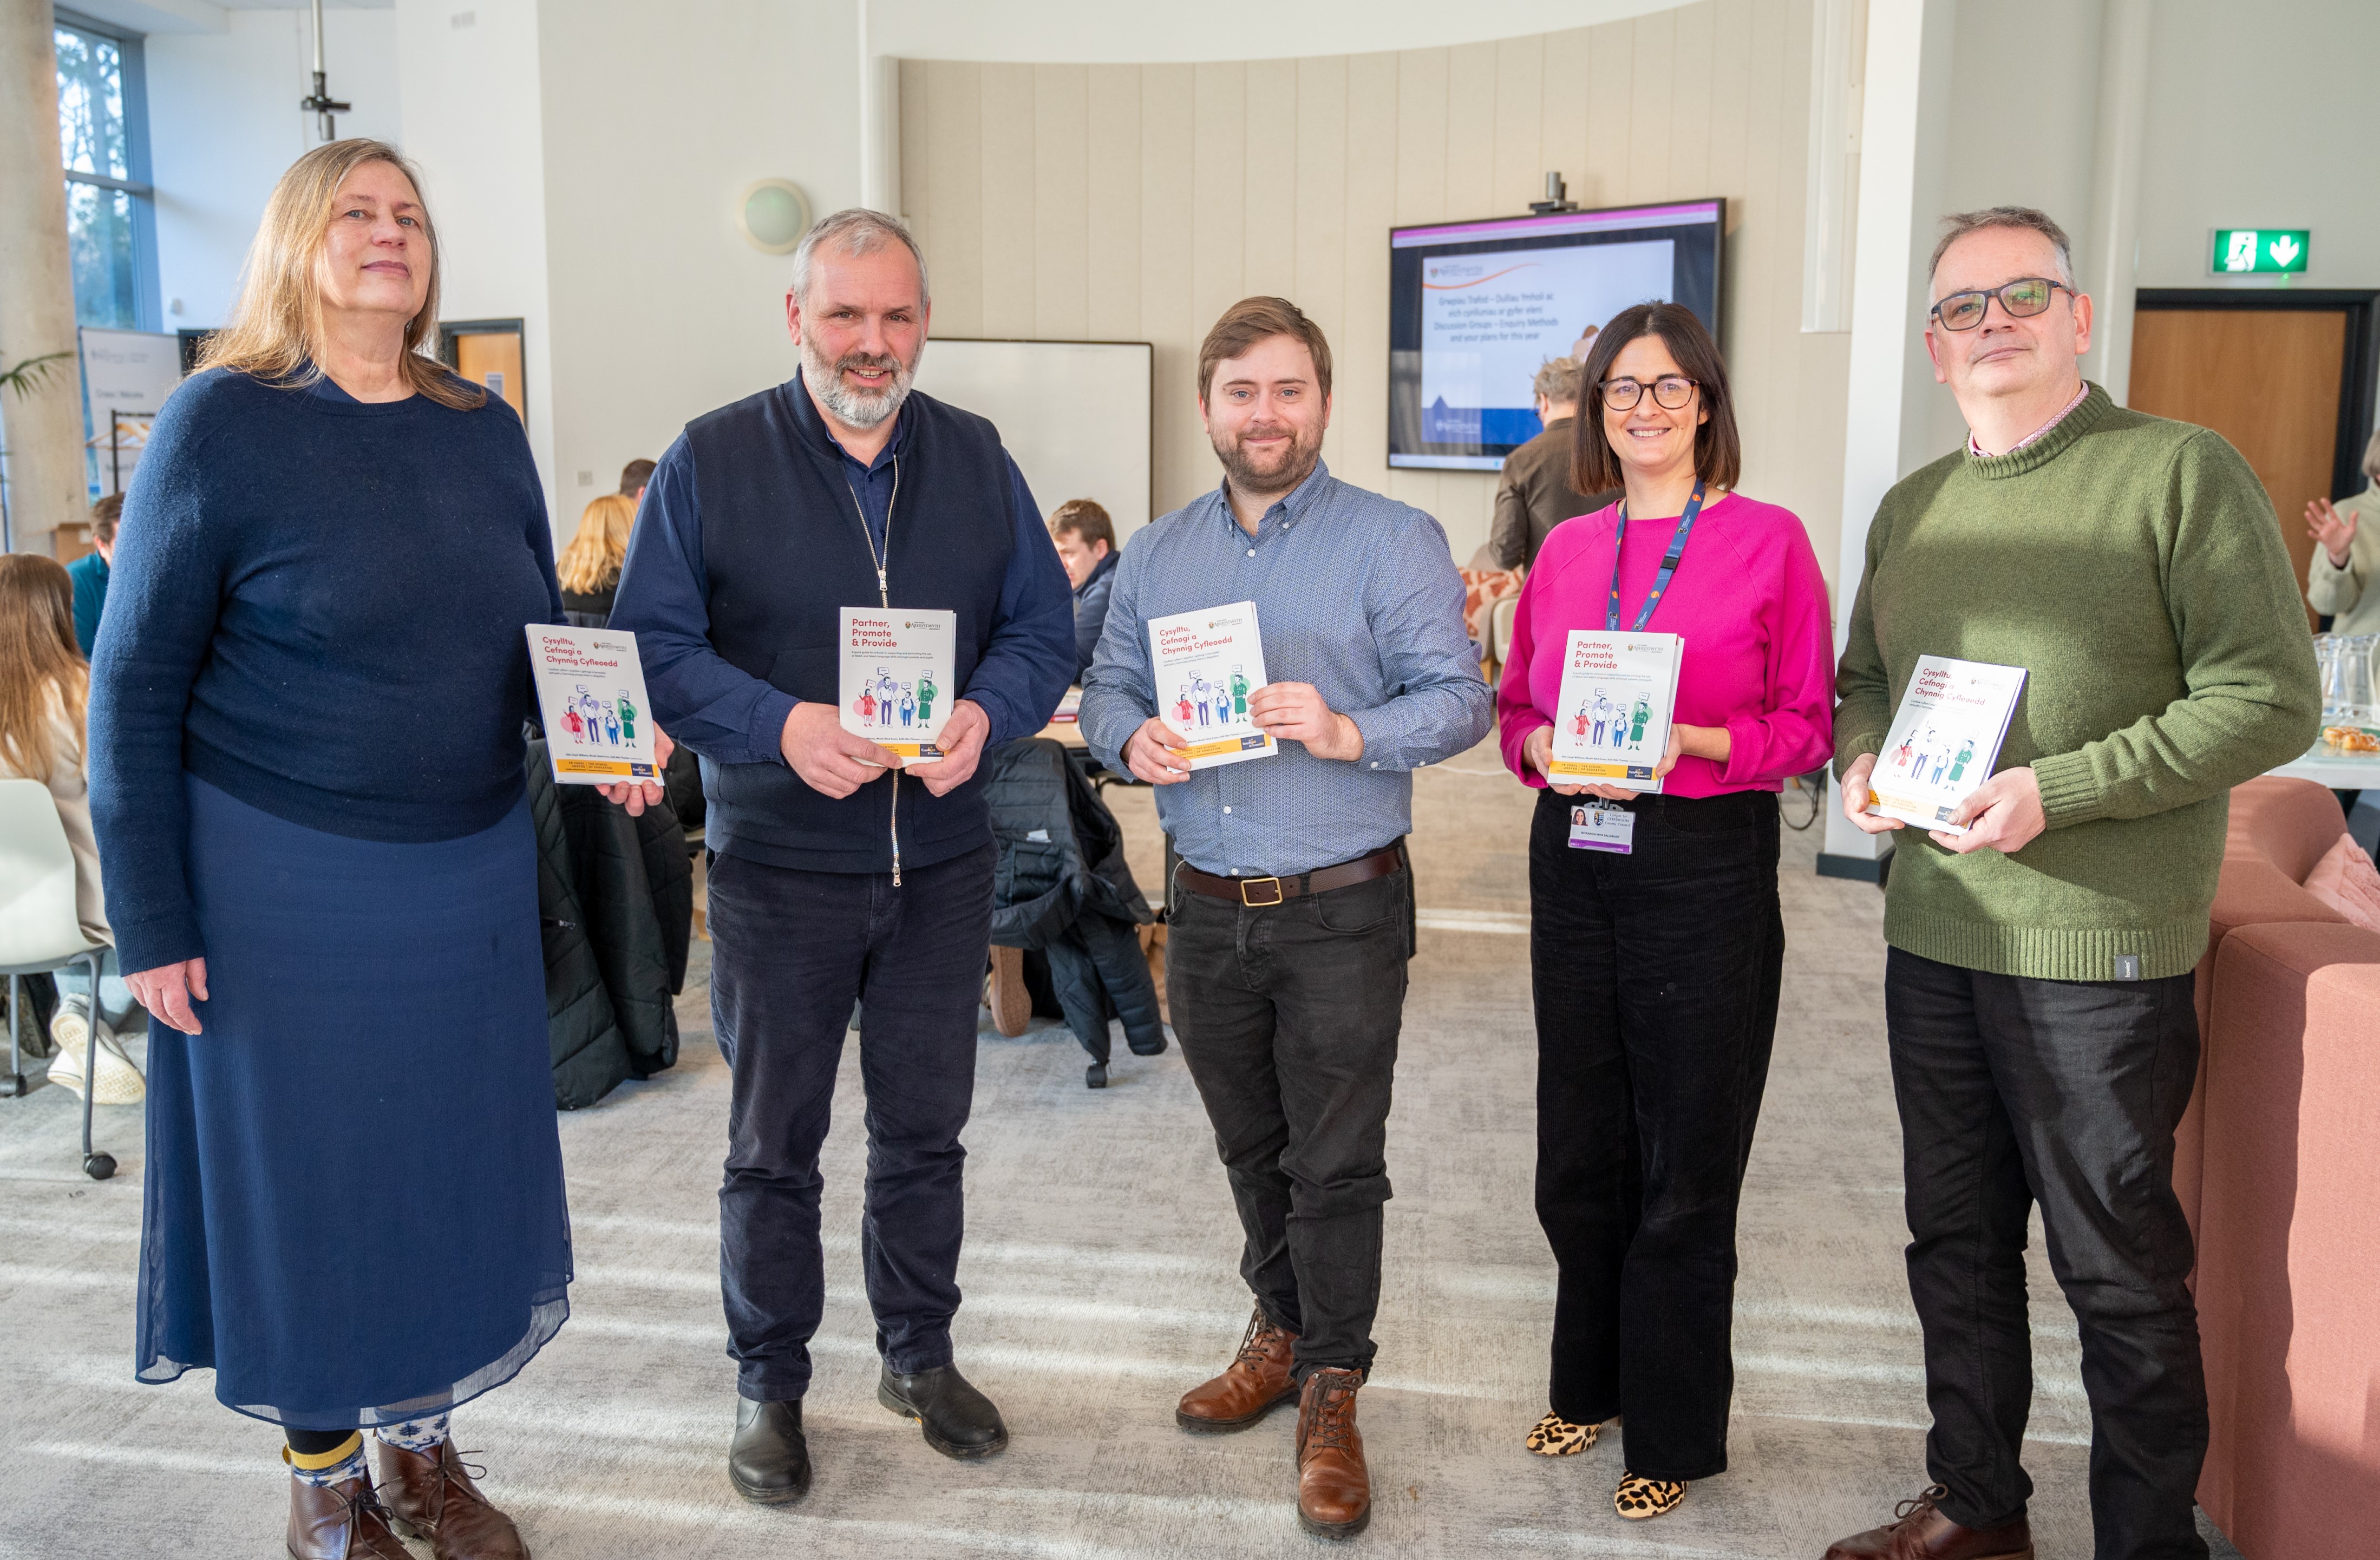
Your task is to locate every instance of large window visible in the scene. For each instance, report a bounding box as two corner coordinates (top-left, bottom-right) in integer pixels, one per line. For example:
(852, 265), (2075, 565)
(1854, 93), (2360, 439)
(55, 9), (158, 332)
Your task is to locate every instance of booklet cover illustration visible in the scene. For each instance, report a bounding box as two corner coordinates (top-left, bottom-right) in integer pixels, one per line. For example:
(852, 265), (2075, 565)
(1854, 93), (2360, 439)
(526, 625), (659, 784)
(840, 606), (958, 764)
(1866, 654), (2028, 833)
(1547, 630), (1683, 792)
(1148, 600), (1278, 771)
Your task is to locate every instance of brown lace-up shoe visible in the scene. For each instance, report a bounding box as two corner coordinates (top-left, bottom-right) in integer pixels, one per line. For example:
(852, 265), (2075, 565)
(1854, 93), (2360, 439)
(1824, 1485), (2034, 1559)
(1295, 1368), (1370, 1539)
(376, 1439), (531, 1560)
(1176, 1306), (1299, 1432)
(287, 1473), (409, 1560)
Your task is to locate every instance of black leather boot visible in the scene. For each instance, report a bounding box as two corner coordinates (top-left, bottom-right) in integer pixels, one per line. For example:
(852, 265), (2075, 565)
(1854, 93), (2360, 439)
(878, 1362), (1009, 1459)
(727, 1397), (812, 1504)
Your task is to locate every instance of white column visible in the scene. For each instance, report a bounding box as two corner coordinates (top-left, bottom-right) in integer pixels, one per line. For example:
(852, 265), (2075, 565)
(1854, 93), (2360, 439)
(1819, 0), (1959, 877)
(0, 0), (89, 552)
(2079, 0), (2152, 404)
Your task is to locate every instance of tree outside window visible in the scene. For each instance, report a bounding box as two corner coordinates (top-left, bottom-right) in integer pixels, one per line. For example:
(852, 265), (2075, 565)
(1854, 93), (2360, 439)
(54, 11), (158, 333)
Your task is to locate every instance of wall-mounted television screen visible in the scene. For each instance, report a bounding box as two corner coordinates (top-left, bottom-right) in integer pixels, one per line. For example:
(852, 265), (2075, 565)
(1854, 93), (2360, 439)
(1388, 198), (1725, 470)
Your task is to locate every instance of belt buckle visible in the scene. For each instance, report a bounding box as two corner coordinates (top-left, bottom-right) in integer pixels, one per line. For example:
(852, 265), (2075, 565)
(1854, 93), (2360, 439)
(1238, 875), (1284, 907)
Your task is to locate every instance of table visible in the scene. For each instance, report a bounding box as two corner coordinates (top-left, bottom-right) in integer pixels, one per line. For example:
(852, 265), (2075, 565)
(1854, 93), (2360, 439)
(2268, 740), (2380, 789)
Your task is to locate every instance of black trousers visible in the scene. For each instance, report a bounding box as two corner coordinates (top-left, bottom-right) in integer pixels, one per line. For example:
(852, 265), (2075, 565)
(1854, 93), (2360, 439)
(709, 842), (995, 1402)
(1165, 860), (1411, 1379)
(1528, 787), (1782, 1482)
(1886, 948), (2208, 1560)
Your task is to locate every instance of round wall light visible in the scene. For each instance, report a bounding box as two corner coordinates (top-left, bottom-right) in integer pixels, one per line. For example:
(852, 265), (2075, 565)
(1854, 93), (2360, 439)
(737, 179), (812, 254)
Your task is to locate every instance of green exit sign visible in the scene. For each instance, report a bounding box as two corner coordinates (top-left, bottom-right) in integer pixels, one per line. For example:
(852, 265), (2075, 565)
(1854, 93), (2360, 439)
(2212, 228), (2310, 274)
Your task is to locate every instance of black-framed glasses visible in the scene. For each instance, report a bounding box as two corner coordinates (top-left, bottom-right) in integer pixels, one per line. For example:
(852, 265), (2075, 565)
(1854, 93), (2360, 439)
(1930, 277), (2070, 331)
(1599, 375), (1698, 411)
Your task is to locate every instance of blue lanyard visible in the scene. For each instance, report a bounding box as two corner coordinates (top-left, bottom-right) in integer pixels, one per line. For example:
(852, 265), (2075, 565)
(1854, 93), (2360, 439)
(1607, 479), (1706, 632)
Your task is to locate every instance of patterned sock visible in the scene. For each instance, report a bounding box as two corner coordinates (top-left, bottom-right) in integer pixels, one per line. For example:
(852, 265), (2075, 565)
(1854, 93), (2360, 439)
(284, 1432), (367, 1488)
(375, 1413), (452, 1454)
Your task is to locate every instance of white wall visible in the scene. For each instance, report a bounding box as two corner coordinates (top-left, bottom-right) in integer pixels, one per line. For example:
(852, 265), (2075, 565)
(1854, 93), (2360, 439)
(146, 6), (402, 329)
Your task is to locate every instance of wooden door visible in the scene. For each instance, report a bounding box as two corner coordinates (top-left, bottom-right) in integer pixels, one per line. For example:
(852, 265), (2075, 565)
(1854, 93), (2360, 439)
(454, 330), (526, 420)
(2130, 308), (2346, 629)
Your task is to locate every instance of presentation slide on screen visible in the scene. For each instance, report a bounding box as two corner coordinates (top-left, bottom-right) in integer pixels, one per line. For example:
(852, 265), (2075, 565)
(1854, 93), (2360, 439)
(1416, 239), (1673, 448)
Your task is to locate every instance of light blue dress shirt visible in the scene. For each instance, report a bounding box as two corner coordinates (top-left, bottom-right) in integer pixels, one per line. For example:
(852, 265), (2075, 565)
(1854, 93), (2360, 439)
(1079, 461), (1492, 877)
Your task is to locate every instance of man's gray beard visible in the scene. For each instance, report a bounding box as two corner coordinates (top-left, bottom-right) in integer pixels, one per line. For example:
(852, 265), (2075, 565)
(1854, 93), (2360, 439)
(803, 338), (919, 429)
(1213, 424), (1323, 499)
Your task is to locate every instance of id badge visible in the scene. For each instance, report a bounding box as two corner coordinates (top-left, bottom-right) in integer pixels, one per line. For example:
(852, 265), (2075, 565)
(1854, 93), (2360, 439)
(1567, 801), (1635, 854)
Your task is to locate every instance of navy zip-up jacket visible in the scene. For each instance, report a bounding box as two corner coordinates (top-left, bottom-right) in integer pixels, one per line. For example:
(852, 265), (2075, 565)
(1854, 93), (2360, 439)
(610, 371), (1074, 875)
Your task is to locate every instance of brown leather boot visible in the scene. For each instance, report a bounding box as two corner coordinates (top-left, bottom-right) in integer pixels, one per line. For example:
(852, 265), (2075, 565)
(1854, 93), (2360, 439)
(1824, 1485), (2034, 1559)
(1176, 1306), (1299, 1432)
(376, 1439), (531, 1560)
(287, 1472), (409, 1560)
(1294, 1368), (1370, 1539)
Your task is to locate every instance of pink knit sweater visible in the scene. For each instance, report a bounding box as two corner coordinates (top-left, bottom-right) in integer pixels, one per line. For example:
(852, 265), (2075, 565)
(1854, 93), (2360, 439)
(1497, 492), (1835, 796)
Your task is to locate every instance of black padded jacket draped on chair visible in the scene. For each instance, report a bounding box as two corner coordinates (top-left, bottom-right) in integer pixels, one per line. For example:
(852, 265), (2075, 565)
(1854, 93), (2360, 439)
(527, 738), (694, 1108)
(983, 737), (1163, 1065)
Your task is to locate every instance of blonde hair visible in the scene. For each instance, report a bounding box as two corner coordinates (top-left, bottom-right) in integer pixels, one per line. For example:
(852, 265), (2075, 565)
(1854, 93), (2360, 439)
(558, 493), (637, 595)
(0, 556), (88, 784)
(199, 138), (484, 411)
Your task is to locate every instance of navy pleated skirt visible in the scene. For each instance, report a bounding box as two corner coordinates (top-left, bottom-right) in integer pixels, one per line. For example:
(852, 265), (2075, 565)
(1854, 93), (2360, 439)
(136, 776), (571, 1428)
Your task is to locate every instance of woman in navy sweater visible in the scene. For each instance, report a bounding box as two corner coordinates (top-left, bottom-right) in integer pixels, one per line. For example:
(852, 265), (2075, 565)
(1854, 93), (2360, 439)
(90, 140), (656, 1560)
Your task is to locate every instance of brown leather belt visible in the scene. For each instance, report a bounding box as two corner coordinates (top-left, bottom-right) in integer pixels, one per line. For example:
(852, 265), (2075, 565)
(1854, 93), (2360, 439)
(1174, 844), (1403, 908)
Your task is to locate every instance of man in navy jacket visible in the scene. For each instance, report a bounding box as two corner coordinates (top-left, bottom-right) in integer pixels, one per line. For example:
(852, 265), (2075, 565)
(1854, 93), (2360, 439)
(610, 209), (1074, 1502)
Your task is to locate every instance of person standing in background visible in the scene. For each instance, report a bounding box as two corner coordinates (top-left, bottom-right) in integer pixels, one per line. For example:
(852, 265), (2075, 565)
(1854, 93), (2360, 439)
(1499, 301), (1834, 1524)
(1827, 207), (2319, 1560)
(0, 554), (142, 1103)
(66, 493), (119, 657)
(2303, 428), (2380, 634)
(1081, 296), (1492, 1540)
(1490, 353), (1622, 570)
(608, 208), (1075, 1505)
(1049, 497), (1120, 683)
(558, 491), (636, 626)
(619, 456), (656, 506)
(91, 139), (654, 1560)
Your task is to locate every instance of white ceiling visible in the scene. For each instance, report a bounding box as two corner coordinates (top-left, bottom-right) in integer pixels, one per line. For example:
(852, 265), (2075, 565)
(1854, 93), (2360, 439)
(63, 0), (390, 35)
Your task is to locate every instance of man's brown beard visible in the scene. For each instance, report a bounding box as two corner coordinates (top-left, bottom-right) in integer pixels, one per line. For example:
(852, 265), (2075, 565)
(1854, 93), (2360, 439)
(1212, 422), (1323, 497)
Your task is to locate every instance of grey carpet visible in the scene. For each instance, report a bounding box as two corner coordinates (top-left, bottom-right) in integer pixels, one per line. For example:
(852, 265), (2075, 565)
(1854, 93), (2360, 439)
(0, 740), (2241, 1557)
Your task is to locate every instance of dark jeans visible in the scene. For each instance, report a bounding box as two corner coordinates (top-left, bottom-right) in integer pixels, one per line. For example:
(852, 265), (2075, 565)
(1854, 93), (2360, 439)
(1528, 786), (1782, 1482)
(1886, 948), (2208, 1560)
(1165, 860), (1411, 1380)
(708, 842), (996, 1402)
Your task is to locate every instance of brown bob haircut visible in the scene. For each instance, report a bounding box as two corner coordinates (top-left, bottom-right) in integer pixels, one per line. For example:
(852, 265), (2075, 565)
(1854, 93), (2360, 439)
(1197, 296), (1333, 405)
(1570, 301), (1742, 495)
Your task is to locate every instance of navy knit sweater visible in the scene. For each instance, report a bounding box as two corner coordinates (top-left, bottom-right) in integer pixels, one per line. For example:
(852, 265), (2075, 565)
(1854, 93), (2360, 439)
(89, 367), (565, 973)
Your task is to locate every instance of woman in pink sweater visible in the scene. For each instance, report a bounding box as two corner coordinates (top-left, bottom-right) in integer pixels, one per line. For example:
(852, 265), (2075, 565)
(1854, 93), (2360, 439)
(1497, 302), (1833, 1523)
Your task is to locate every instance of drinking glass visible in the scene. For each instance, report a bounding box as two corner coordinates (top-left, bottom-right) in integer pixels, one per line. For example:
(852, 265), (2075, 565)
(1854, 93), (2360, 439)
(2343, 634), (2378, 724)
(2316, 635), (2342, 720)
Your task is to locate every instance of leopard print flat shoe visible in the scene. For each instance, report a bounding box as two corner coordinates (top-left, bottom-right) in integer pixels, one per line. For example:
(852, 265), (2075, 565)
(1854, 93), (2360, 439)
(1524, 1412), (1599, 1456)
(1614, 1471), (1686, 1519)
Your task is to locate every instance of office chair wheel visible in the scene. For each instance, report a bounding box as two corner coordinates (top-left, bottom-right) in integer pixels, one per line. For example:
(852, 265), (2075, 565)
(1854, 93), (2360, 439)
(1, 1072), (24, 1099)
(83, 1152), (116, 1181)
(1084, 1061), (1108, 1090)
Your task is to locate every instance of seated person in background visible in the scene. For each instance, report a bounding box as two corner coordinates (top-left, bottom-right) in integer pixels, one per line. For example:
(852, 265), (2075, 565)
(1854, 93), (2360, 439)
(0, 554), (141, 1102)
(559, 491), (637, 626)
(1490, 347), (1621, 569)
(620, 456), (656, 507)
(1050, 497), (1119, 684)
(2304, 427), (2380, 634)
(67, 491), (120, 657)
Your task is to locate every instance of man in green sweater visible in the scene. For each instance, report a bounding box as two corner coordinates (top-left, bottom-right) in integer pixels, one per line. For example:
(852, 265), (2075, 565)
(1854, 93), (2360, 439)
(1826, 208), (2319, 1560)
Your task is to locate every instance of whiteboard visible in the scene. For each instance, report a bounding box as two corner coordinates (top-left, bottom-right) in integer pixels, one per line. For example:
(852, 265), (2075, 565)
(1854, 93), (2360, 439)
(912, 339), (1153, 543)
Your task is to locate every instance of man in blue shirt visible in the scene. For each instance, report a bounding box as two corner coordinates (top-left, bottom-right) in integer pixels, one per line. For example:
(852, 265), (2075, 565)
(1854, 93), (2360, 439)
(610, 211), (1074, 1505)
(1080, 297), (1492, 1539)
(67, 492), (120, 656)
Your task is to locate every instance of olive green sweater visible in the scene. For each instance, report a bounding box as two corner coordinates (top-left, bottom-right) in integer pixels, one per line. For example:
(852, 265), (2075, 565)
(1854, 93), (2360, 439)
(1834, 384), (2322, 982)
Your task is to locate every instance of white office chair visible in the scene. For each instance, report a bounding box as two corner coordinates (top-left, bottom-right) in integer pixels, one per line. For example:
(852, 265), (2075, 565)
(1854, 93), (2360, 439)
(0, 778), (117, 1179)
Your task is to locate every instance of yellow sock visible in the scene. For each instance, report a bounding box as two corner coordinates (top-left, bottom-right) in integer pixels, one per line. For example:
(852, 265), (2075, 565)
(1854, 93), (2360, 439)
(283, 1432), (365, 1486)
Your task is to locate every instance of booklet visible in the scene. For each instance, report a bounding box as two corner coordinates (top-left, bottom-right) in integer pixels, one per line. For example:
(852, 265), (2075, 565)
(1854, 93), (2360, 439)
(1865, 655), (2028, 833)
(1547, 630), (1683, 792)
(840, 606), (957, 764)
(526, 624), (660, 785)
(1148, 600), (1278, 771)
